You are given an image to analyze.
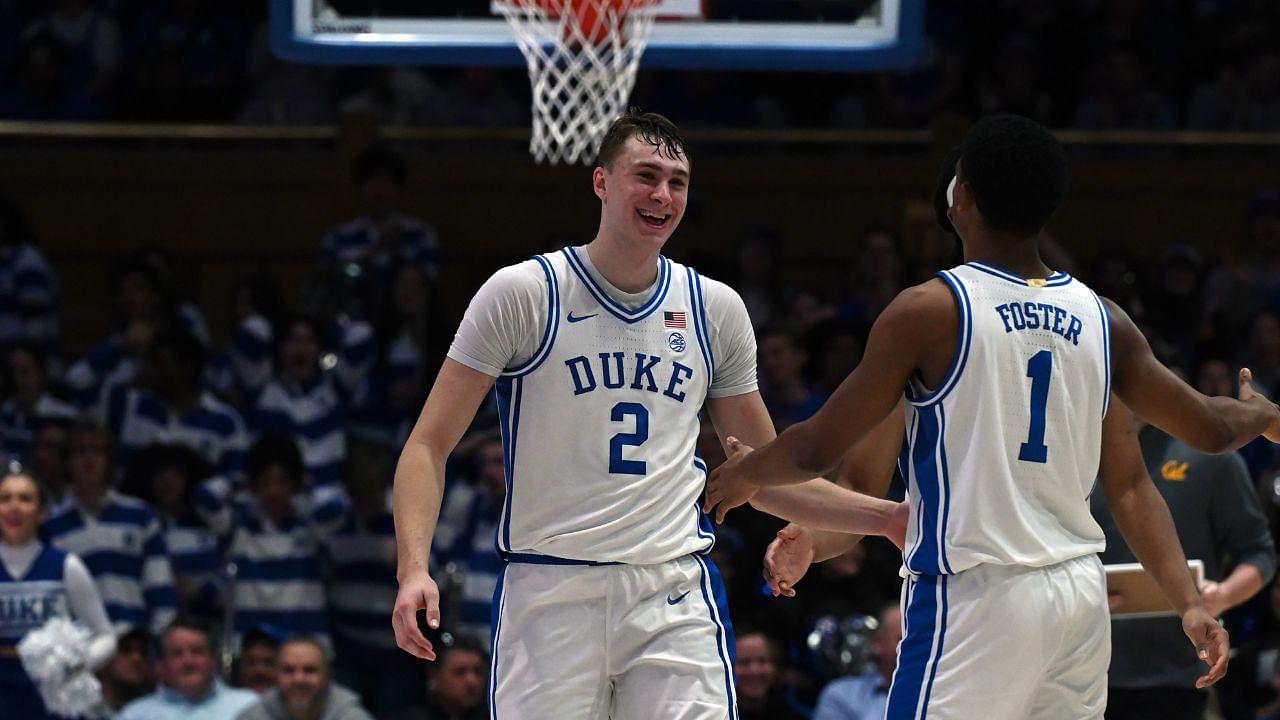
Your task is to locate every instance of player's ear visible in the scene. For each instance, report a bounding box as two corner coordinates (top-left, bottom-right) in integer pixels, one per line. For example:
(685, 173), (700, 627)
(593, 166), (608, 203)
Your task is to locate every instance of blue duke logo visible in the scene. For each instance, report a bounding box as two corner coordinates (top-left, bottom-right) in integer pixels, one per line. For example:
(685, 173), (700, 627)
(565, 352), (695, 403)
(668, 332), (686, 353)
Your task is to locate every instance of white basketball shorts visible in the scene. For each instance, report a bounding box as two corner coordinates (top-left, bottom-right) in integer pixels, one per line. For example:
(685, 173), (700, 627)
(886, 553), (1110, 720)
(489, 553), (737, 720)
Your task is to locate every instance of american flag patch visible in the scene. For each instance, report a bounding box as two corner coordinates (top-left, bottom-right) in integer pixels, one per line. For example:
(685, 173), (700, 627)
(664, 311), (687, 329)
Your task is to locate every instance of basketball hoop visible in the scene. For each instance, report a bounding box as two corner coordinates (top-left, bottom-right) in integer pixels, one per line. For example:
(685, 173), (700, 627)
(495, 0), (662, 165)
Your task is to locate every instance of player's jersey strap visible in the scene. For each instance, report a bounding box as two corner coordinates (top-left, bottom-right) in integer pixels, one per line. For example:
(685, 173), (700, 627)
(906, 269), (973, 407)
(502, 254), (561, 378)
(493, 251), (713, 565)
(903, 404), (954, 576)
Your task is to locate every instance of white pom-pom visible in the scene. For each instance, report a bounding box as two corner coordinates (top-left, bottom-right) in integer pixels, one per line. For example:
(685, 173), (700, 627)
(17, 616), (104, 716)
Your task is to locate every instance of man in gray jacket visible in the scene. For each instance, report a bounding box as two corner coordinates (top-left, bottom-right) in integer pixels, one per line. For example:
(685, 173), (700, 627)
(236, 636), (374, 720)
(1093, 416), (1277, 720)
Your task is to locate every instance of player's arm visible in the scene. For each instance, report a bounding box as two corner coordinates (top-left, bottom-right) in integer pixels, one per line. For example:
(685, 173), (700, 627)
(1107, 297), (1280, 451)
(704, 281), (948, 518)
(763, 404), (906, 596)
(706, 392), (900, 536)
(1098, 395), (1229, 688)
(392, 358), (496, 660)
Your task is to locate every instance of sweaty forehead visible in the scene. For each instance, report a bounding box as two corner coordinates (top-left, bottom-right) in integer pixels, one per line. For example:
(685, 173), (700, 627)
(618, 137), (689, 174)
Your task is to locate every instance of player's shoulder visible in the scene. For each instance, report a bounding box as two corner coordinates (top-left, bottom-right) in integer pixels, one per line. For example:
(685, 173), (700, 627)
(482, 256), (554, 294)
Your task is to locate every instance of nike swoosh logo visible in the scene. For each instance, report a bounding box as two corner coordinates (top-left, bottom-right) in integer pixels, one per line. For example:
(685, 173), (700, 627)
(567, 312), (598, 323)
(666, 590), (691, 605)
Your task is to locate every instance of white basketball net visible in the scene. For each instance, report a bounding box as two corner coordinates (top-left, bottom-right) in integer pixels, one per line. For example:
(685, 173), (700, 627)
(495, 0), (661, 165)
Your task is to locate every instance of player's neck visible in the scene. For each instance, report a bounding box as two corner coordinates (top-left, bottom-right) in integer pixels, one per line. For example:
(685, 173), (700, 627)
(584, 237), (661, 294)
(963, 233), (1053, 279)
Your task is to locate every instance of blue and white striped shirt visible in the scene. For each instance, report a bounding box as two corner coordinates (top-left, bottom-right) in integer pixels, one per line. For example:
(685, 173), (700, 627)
(251, 376), (347, 488)
(0, 392), (78, 461)
(324, 490), (398, 650)
(0, 243), (59, 358)
(434, 482), (503, 646)
(195, 478), (349, 646)
(65, 337), (136, 417)
(320, 215), (440, 280)
(161, 511), (225, 618)
(107, 388), (250, 477)
(207, 315), (274, 405)
(41, 490), (178, 634)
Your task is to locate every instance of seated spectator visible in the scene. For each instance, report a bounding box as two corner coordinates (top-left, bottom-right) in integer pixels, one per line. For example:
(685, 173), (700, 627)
(107, 329), (249, 477)
(207, 274), (283, 408)
(1, 343), (77, 462)
(116, 617), (258, 720)
(28, 418), (72, 501)
(20, 0), (121, 118)
(235, 628), (281, 695)
(319, 143), (441, 316)
(196, 435), (347, 646)
(94, 627), (155, 717)
(65, 260), (168, 415)
(354, 263), (447, 449)
(129, 444), (223, 621)
(0, 196), (59, 363)
(813, 604), (902, 720)
(236, 635), (374, 720)
(42, 422), (178, 634)
(757, 325), (826, 432)
(326, 441), (414, 716)
(737, 627), (806, 720)
(390, 635), (488, 720)
(252, 316), (348, 488)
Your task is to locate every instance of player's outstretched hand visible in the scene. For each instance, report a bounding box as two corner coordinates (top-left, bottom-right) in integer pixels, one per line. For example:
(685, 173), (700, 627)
(1181, 605), (1229, 689)
(703, 436), (760, 524)
(393, 570), (442, 661)
(1239, 367), (1280, 443)
(763, 524), (815, 597)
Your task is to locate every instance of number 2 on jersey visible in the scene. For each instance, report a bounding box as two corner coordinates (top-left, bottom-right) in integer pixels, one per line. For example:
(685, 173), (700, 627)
(609, 402), (649, 475)
(1018, 350), (1053, 463)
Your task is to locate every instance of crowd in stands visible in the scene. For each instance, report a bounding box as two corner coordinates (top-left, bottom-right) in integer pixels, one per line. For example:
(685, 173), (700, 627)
(4, 119), (1280, 716)
(1, 0), (1279, 132)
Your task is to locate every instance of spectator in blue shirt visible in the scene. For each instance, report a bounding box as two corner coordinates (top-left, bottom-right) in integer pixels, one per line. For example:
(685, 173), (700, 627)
(117, 616), (258, 720)
(0, 196), (59, 367)
(1, 342), (77, 462)
(108, 329), (249, 477)
(813, 604), (903, 720)
(252, 316), (347, 488)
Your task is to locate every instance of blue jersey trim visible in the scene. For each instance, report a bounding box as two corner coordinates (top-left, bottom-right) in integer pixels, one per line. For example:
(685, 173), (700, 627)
(908, 271), (973, 407)
(905, 406), (946, 575)
(1090, 291), (1113, 418)
(920, 576), (949, 717)
(687, 268), (713, 381)
(502, 255), (560, 377)
(561, 247), (671, 324)
(690, 269), (716, 376)
(692, 459), (718, 554)
(488, 566), (507, 720)
(967, 261), (1074, 287)
(936, 406), (954, 574)
(695, 555), (739, 718)
(504, 553), (622, 566)
(493, 377), (523, 555)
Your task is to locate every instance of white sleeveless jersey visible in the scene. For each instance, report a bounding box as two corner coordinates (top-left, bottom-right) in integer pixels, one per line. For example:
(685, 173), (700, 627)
(901, 262), (1111, 576)
(494, 248), (719, 565)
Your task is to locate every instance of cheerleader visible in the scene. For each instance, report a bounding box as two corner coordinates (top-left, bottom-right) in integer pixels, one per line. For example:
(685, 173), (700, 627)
(0, 468), (116, 718)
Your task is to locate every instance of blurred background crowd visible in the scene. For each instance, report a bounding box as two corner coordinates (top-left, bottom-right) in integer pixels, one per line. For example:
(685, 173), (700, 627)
(1, 0), (1279, 131)
(3, 1), (1280, 719)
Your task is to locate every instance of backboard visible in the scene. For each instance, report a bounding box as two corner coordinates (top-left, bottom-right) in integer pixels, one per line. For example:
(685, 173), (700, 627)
(270, 0), (924, 71)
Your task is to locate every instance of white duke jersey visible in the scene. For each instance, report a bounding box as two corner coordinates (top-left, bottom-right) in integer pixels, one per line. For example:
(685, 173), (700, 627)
(448, 247), (756, 565)
(901, 262), (1111, 576)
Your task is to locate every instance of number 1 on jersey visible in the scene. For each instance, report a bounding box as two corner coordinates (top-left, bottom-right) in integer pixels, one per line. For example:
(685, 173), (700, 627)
(609, 402), (649, 475)
(1018, 350), (1053, 463)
